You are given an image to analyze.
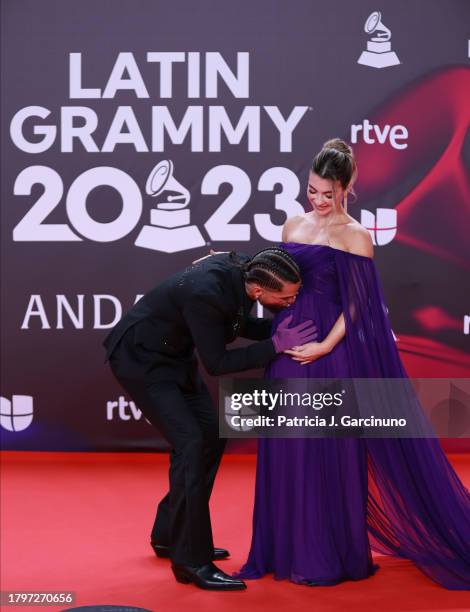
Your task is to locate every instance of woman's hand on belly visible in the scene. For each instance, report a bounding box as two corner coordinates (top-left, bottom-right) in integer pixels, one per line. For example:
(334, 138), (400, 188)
(284, 341), (331, 365)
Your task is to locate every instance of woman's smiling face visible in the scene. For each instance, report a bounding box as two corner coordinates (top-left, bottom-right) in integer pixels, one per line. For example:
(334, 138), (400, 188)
(307, 172), (345, 216)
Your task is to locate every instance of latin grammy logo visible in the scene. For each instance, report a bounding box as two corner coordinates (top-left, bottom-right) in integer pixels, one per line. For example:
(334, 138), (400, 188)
(134, 160), (205, 253)
(357, 11), (400, 69)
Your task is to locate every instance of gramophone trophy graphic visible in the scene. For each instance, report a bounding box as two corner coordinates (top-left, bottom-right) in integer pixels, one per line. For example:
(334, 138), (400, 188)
(134, 160), (206, 253)
(357, 11), (400, 68)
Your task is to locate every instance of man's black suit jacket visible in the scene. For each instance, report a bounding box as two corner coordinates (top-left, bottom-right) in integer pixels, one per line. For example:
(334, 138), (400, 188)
(103, 251), (276, 385)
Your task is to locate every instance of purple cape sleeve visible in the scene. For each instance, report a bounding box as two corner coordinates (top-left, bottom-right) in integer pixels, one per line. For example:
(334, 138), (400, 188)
(334, 249), (470, 590)
(334, 249), (406, 377)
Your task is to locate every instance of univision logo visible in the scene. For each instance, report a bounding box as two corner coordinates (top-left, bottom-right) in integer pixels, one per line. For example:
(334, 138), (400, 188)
(0, 395), (34, 431)
(361, 208), (397, 246)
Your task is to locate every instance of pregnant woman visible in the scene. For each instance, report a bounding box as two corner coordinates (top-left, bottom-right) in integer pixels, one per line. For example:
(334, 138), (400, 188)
(236, 139), (470, 589)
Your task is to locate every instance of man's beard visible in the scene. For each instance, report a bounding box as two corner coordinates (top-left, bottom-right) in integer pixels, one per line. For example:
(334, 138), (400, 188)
(264, 303), (284, 314)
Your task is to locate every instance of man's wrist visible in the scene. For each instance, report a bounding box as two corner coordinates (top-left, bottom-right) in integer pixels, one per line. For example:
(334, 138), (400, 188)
(271, 336), (281, 353)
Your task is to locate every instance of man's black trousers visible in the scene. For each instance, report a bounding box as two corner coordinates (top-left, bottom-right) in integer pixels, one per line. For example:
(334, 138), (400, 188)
(109, 360), (226, 566)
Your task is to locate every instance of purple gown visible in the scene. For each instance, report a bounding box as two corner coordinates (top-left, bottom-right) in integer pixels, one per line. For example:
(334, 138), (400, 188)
(236, 242), (470, 589)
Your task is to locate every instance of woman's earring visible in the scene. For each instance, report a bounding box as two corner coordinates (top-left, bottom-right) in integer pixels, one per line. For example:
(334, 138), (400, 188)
(343, 193), (348, 213)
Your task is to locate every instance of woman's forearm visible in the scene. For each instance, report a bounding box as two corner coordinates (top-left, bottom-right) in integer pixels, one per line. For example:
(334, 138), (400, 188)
(321, 313), (346, 353)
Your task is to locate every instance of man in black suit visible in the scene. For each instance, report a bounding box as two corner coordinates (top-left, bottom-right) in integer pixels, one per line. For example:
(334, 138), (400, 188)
(103, 248), (316, 590)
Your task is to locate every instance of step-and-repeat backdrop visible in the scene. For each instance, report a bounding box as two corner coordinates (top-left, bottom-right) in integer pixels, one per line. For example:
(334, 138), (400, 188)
(1, 1), (469, 451)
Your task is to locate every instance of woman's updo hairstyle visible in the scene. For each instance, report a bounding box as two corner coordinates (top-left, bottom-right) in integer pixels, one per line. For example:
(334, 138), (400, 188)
(311, 138), (357, 199)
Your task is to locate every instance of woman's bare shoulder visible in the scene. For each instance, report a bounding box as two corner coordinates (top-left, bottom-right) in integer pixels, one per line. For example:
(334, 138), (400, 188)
(282, 214), (307, 241)
(342, 221), (374, 258)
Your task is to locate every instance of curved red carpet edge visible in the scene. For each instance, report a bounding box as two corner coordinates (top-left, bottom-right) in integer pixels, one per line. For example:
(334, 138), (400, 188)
(1, 451), (470, 612)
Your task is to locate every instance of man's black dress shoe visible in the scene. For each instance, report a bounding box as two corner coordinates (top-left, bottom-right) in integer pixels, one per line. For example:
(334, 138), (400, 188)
(151, 541), (230, 560)
(171, 561), (246, 590)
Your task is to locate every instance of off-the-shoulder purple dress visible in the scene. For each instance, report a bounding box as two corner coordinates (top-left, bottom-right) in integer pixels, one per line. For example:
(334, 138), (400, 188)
(236, 242), (470, 589)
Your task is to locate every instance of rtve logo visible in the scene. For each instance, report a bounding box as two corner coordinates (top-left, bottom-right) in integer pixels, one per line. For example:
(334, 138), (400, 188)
(0, 395), (34, 431)
(106, 396), (151, 424)
(361, 209), (397, 246)
(351, 119), (408, 149)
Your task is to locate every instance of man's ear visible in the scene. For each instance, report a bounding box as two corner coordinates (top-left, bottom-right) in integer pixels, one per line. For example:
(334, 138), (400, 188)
(247, 283), (263, 299)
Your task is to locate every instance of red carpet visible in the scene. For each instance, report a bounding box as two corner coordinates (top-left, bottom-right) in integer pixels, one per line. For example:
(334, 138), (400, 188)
(2, 451), (470, 611)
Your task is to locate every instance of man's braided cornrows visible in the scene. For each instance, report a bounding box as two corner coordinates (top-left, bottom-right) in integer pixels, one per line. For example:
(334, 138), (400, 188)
(240, 247), (300, 291)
